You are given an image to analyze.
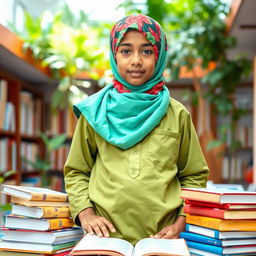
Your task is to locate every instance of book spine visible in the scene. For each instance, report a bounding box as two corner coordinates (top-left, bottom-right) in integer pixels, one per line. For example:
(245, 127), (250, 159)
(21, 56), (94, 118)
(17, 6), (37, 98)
(186, 214), (256, 231)
(48, 218), (74, 230)
(42, 207), (70, 218)
(186, 241), (223, 254)
(186, 214), (222, 230)
(180, 232), (223, 246)
(30, 193), (67, 202)
(185, 224), (220, 239)
(184, 205), (225, 219)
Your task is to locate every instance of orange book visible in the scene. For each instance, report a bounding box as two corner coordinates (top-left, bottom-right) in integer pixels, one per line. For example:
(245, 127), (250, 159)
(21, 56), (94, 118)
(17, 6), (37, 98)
(186, 214), (256, 231)
(11, 197), (69, 207)
(11, 204), (70, 218)
(2, 184), (68, 202)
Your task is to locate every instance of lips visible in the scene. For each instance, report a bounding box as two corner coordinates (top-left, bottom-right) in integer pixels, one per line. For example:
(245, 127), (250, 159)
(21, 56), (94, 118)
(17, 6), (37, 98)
(127, 70), (145, 78)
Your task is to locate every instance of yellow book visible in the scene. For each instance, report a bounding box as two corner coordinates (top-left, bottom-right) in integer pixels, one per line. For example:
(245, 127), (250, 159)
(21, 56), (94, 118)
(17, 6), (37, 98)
(11, 196), (69, 207)
(2, 185), (68, 202)
(186, 214), (256, 231)
(11, 204), (71, 218)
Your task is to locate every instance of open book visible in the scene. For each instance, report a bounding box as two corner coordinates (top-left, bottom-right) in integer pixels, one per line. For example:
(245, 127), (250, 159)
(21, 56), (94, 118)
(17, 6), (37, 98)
(69, 234), (190, 256)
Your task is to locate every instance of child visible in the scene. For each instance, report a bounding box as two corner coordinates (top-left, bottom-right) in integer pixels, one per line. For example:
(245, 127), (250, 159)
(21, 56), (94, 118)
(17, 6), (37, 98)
(64, 14), (209, 245)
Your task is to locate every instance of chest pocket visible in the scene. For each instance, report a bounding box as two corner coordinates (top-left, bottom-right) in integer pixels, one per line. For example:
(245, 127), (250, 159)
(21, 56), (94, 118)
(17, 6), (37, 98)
(147, 128), (180, 168)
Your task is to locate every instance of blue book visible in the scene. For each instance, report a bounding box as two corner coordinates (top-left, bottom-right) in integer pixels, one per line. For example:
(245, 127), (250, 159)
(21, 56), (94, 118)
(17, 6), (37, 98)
(189, 247), (256, 256)
(180, 231), (256, 247)
(187, 240), (256, 255)
(186, 224), (256, 239)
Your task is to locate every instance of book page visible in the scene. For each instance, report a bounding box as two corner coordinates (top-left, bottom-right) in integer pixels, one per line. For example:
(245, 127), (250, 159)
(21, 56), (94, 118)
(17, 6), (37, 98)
(133, 238), (190, 256)
(73, 235), (134, 256)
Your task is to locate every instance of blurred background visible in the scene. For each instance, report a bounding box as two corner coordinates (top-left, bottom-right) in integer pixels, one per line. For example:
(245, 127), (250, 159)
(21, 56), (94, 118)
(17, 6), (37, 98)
(0, 0), (255, 194)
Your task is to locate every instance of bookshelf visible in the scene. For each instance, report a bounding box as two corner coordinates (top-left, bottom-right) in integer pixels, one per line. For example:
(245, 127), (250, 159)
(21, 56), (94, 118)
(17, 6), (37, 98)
(0, 25), (57, 188)
(216, 84), (253, 184)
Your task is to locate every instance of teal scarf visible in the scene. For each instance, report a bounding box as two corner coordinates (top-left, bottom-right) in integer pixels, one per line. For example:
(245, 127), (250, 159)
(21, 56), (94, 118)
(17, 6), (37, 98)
(74, 14), (170, 149)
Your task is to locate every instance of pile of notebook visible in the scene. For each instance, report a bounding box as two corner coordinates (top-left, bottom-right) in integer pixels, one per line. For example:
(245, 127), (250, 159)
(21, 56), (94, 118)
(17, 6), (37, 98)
(0, 185), (84, 255)
(180, 187), (256, 256)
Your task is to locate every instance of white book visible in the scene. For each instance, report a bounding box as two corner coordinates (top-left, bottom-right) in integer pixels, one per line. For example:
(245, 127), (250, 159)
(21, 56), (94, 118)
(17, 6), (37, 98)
(70, 234), (190, 256)
(2, 227), (83, 244)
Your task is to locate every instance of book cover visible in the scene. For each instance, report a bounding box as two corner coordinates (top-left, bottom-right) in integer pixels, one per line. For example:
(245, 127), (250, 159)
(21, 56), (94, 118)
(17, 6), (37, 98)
(181, 188), (256, 204)
(70, 234), (190, 256)
(184, 204), (256, 219)
(4, 216), (74, 231)
(184, 199), (256, 210)
(0, 250), (72, 256)
(185, 224), (256, 239)
(0, 240), (76, 254)
(2, 227), (83, 244)
(187, 240), (256, 254)
(11, 204), (71, 218)
(2, 185), (68, 202)
(186, 214), (256, 231)
(11, 196), (69, 207)
(188, 247), (256, 256)
(180, 231), (256, 247)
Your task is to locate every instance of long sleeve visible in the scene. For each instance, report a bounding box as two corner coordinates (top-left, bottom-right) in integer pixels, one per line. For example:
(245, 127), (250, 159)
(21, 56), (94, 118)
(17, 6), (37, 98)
(64, 116), (98, 224)
(176, 110), (209, 215)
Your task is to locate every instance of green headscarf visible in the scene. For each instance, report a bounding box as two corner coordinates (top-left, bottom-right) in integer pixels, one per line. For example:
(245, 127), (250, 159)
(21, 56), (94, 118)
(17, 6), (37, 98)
(74, 14), (170, 149)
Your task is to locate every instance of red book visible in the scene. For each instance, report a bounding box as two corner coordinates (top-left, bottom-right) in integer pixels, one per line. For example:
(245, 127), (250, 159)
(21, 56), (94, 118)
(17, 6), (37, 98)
(185, 199), (256, 210)
(184, 204), (256, 219)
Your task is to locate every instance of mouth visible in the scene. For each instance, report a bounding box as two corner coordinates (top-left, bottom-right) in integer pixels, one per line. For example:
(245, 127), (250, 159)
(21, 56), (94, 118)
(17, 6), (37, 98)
(127, 70), (145, 78)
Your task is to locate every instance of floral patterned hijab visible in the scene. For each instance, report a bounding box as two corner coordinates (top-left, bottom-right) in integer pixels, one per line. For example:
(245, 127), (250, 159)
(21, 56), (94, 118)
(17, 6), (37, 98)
(74, 14), (170, 149)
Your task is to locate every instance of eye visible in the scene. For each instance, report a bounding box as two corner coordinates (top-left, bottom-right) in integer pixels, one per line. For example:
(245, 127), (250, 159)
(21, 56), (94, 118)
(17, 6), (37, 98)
(142, 49), (154, 55)
(120, 49), (131, 55)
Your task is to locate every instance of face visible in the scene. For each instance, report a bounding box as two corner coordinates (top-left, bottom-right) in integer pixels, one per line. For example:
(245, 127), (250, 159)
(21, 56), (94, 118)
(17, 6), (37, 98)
(115, 30), (156, 86)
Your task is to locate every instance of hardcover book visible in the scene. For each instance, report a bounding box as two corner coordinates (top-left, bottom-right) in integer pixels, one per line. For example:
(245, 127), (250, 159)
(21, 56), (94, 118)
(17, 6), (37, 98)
(2, 227), (83, 244)
(0, 250), (72, 256)
(2, 185), (68, 202)
(10, 204), (71, 218)
(184, 204), (256, 219)
(4, 216), (74, 231)
(180, 231), (256, 247)
(184, 199), (256, 209)
(69, 234), (190, 256)
(181, 188), (256, 204)
(187, 240), (256, 255)
(11, 196), (69, 207)
(0, 240), (76, 254)
(186, 214), (256, 231)
(185, 224), (256, 239)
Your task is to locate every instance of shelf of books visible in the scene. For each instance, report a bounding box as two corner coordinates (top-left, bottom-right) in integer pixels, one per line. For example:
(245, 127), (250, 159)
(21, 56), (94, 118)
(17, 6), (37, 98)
(216, 86), (253, 184)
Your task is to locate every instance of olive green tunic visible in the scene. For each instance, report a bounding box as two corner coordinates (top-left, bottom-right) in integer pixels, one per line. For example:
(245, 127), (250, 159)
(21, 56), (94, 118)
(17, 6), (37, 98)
(64, 98), (209, 245)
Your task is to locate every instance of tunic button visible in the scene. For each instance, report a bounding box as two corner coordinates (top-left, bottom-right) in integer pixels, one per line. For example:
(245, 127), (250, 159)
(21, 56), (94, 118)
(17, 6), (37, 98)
(153, 160), (160, 165)
(133, 151), (138, 155)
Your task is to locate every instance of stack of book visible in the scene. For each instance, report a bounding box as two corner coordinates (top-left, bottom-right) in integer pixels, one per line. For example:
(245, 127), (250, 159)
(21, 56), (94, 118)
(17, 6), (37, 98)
(0, 185), (84, 255)
(180, 188), (256, 256)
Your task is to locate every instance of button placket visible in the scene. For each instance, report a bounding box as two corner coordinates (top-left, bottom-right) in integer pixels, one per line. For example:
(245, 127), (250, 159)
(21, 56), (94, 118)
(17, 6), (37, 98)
(128, 148), (140, 179)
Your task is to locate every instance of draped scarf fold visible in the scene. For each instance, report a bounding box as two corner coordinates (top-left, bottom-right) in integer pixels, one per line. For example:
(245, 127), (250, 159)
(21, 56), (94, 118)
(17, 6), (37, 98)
(74, 14), (170, 150)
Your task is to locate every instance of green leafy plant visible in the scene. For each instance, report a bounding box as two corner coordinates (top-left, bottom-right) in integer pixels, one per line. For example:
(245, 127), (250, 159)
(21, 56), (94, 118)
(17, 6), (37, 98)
(121, 0), (252, 182)
(22, 133), (67, 187)
(8, 5), (111, 110)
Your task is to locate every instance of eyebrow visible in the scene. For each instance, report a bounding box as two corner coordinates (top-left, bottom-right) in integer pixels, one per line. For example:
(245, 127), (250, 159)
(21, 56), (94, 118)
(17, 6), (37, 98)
(119, 43), (153, 47)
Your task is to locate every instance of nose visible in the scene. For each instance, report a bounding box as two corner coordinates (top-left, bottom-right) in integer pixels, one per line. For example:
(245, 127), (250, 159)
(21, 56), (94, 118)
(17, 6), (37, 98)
(131, 52), (142, 66)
